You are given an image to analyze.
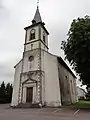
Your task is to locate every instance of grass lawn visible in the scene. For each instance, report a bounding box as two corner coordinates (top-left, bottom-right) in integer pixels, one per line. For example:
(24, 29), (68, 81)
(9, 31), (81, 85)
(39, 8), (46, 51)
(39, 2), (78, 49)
(68, 101), (90, 109)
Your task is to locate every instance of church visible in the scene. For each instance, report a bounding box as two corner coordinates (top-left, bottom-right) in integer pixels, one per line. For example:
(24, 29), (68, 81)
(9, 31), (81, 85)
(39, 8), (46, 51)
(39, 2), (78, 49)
(11, 6), (77, 107)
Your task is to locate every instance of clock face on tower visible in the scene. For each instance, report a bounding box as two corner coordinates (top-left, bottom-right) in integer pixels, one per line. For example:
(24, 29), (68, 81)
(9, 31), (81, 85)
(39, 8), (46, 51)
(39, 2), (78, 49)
(31, 29), (35, 34)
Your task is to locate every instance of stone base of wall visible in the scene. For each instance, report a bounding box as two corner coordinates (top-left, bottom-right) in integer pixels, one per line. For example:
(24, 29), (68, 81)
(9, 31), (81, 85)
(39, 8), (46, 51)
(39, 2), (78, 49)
(11, 103), (19, 108)
(45, 101), (61, 107)
(11, 102), (61, 108)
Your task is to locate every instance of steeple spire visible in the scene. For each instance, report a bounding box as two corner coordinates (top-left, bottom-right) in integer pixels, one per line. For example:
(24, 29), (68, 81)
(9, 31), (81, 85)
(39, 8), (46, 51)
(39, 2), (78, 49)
(32, 0), (42, 24)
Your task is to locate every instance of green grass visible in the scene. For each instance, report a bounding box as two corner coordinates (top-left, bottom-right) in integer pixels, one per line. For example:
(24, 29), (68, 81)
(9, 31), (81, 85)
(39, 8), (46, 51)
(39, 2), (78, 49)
(69, 101), (90, 109)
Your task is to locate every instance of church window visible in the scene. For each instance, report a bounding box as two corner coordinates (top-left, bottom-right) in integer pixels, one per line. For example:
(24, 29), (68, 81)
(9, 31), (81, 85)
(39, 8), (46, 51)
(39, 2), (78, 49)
(65, 76), (67, 80)
(71, 80), (74, 94)
(28, 56), (34, 61)
(43, 32), (45, 43)
(30, 29), (36, 40)
(28, 56), (34, 70)
(31, 44), (33, 50)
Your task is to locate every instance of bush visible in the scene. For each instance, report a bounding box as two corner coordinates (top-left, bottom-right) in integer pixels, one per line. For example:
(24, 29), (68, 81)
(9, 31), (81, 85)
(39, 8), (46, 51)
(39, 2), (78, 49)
(0, 98), (7, 104)
(0, 82), (13, 104)
(85, 98), (90, 101)
(79, 97), (85, 100)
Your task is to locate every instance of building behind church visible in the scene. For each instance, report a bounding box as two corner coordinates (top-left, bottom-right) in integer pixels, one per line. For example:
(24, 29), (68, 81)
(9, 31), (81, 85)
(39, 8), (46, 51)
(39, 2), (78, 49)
(11, 6), (77, 107)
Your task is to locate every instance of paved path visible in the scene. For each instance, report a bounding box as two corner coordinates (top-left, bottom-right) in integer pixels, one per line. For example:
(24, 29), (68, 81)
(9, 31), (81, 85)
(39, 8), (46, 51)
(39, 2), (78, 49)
(0, 104), (90, 120)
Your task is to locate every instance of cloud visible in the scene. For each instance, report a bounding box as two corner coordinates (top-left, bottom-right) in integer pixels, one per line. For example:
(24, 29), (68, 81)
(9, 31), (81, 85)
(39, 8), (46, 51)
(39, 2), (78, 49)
(0, 61), (14, 83)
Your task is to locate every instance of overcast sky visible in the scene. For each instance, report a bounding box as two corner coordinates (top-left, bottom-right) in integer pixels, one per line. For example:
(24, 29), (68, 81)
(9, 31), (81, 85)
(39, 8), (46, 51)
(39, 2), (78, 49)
(0, 0), (90, 86)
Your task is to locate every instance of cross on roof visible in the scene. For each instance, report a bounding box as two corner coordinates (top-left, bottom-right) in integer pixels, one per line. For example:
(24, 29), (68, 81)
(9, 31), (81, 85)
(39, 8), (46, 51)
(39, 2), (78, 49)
(37, 0), (39, 8)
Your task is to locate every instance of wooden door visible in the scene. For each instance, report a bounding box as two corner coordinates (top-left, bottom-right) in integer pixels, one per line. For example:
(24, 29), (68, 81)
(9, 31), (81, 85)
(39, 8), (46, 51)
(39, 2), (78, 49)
(26, 87), (33, 103)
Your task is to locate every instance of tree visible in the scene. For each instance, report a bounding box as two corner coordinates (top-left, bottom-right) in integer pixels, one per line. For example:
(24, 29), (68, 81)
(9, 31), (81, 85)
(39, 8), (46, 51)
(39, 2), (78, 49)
(0, 81), (6, 103)
(61, 15), (90, 88)
(5, 83), (13, 103)
(0, 82), (13, 103)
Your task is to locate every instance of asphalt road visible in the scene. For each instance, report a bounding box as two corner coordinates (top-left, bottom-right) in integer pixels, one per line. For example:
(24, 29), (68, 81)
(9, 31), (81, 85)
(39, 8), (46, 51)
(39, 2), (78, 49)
(0, 104), (89, 120)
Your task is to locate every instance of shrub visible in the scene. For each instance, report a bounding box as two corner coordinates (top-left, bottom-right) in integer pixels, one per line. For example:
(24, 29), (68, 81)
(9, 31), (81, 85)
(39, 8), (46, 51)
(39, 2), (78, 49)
(85, 98), (90, 101)
(79, 97), (85, 100)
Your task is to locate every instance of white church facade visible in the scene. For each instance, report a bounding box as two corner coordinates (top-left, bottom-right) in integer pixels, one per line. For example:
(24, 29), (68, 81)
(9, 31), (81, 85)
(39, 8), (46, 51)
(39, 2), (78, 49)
(11, 7), (77, 107)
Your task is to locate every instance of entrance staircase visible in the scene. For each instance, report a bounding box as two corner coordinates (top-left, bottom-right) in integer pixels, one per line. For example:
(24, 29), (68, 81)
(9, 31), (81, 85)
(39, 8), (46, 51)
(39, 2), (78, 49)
(16, 103), (45, 108)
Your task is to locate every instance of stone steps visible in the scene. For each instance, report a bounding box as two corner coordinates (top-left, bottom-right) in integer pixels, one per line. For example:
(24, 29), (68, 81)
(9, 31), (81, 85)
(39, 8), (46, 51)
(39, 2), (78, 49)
(17, 103), (42, 108)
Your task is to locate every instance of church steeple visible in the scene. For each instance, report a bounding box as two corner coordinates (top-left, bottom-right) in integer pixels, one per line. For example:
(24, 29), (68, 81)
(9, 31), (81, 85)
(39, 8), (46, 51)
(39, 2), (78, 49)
(24, 3), (49, 52)
(32, 7), (42, 24)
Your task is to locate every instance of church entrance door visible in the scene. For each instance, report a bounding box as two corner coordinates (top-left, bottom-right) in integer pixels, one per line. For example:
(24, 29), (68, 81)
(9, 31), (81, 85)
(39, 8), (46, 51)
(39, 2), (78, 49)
(26, 87), (33, 103)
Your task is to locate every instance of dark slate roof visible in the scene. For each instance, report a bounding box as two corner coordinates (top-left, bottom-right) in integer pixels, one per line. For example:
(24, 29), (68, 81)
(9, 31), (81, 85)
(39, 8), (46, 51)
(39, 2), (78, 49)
(14, 59), (23, 68)
(24, 7), (49, 35)
(32, 7), (42, 23)
(57, 57), (76, 78)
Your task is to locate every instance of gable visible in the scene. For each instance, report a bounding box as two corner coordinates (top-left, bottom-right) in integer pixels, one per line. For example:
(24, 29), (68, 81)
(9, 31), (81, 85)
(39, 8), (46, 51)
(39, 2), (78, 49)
(22, 78), (37, 85)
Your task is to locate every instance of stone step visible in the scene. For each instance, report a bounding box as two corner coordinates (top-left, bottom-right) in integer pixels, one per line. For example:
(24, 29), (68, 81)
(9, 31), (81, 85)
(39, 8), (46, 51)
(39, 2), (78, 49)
(17, 103), (42, 108)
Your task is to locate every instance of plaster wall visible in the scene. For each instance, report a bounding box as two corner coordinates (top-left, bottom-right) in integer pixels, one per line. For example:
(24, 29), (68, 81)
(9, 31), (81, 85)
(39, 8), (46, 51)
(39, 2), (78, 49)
(41, 51), (61, 107)
(11, 60), (22, 106)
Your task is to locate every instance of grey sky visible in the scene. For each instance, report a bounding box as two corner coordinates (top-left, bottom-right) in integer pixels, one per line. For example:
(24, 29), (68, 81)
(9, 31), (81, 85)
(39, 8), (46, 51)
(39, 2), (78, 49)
(0, 0), (90, 86)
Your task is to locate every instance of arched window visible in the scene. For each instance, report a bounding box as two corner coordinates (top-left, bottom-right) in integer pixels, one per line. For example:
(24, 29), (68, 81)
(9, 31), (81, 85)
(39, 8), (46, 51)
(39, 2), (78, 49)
(28, 56), (34, 61)
(43, 32), (45, 43)
(30, 29), (36, 40)
(28, 56), (34, 70)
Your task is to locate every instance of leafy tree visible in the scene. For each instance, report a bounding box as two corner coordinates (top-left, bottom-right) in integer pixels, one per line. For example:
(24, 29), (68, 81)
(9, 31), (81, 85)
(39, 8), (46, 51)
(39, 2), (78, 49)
(5, 83), (13, 103)
(61, 15), (90, 89)
(0, 82), (13, 103)
(0, 81), (6, 103)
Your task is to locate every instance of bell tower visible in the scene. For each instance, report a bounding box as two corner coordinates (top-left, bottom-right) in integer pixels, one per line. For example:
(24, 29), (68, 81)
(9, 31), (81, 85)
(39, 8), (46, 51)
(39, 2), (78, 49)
(24, 6), (49, 52)
(18, 5), (49, 105)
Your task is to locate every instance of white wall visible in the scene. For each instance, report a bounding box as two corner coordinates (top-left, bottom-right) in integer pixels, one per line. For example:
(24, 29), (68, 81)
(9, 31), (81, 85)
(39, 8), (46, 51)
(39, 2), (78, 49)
(11, 60), (22, 106)
(25, 41), (39, 51)
(68, 73), (77, 103)
(40, 27), (48, 51)
(41, 27), (48, 47)
(58, 63), (71, 104)
(58, 62), (77, 104)
(23, 50), (40, 72)
(41, 42), (48, 51)
(41, 51), (61, 106)
(22, 87), (26, 103)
